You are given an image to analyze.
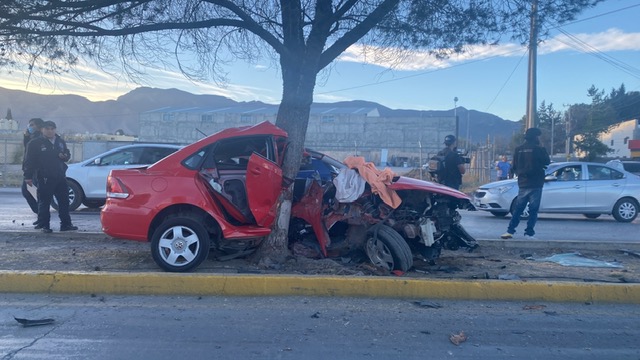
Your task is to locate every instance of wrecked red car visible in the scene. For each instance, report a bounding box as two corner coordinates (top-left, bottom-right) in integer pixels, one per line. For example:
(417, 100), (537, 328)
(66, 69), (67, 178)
(101, 121), (477, 272)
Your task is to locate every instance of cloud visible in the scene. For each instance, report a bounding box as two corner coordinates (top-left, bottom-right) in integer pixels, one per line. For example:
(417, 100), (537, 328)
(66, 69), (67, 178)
(338, 29), (640, 71)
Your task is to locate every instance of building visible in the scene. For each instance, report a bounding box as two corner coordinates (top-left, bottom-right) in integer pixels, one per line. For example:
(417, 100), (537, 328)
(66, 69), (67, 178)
(138, 104), (457, 166)
(598, 119), (640, 159)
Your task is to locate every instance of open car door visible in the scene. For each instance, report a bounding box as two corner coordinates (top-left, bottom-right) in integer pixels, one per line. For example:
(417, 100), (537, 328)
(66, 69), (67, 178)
(246, 153), (283, 227)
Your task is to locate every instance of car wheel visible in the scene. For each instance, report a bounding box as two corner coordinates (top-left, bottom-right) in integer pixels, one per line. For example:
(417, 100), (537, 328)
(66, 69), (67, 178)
(365, 224), (413, 272)
(151, 215), (211, 272)
(490, 211), (507, 218)
(510, 201), (530, 220)
(583, 214), (600, 219)
(612, 198), (638, 223)
(82, 199), (106, 209)
(51, 180), (83, 212)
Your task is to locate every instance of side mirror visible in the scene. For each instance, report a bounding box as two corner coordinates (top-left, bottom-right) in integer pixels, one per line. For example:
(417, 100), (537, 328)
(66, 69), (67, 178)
(544, 175), (557, 181)
(93, 158), (102, 165)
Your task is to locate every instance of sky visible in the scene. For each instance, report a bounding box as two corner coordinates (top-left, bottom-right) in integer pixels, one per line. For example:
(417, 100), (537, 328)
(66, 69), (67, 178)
(1, 1), (639, 122)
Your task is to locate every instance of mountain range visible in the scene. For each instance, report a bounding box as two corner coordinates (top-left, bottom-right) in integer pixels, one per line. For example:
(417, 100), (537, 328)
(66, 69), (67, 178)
(0, 86), (522, 143)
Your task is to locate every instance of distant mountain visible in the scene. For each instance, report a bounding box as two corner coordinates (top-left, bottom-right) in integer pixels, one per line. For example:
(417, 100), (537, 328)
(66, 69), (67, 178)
(0, 86), (521, 141)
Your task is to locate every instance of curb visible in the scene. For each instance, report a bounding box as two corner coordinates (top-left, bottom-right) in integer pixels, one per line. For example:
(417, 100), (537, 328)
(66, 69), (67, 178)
(0, 271), (638, 304)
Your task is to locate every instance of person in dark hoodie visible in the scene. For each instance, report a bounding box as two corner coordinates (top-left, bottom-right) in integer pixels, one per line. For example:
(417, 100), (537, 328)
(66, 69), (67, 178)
(501, 128), (550, 240)
(21, 118), (44, 218)
(23, 121), (78, 233)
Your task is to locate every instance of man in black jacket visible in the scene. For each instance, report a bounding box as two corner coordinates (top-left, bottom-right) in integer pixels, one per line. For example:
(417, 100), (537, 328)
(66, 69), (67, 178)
(501, 128), (550, 240)
(23, 121), (78, 233)
(437, 134), (466, 190)
(21, 118), (44, 217)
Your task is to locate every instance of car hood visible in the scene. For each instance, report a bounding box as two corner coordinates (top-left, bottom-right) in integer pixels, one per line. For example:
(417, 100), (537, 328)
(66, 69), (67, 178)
(388, 176), (471, 200)
(478, 179), (517, 189)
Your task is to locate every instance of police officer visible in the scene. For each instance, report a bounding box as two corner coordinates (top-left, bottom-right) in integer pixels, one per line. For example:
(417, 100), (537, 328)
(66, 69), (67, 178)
(438, 134), (466, 190)
(21, 118), (44, 217)
(23, 121), (78, 233)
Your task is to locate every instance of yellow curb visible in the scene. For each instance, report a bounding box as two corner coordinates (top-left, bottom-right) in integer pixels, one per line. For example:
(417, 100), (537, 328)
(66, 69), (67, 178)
(1, 271), (639, 303)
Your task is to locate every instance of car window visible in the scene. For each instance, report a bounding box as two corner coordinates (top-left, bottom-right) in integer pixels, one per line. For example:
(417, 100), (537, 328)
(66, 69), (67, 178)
(552, 165), (581, 181)
(587, 165), (623, 180)
(140, 147), (178, 164)
(100, 148), (143, 165)
(623, 162), (640, 174)
(212, 136), (275, 169)
(183, 149), (206, 170)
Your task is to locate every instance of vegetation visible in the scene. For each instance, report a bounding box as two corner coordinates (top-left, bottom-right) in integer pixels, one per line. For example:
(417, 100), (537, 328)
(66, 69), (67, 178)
(0, 0), (601, 264)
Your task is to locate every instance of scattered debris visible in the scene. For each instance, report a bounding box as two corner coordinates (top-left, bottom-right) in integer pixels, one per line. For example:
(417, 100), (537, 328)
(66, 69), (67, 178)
(412, 301), (443, 309)
(311, 312), (320, 318)
(449, 331), (467, 345)
(14, 317), (55, 327)
(534, 252), (622, 268)
(523, 304), (546, 310)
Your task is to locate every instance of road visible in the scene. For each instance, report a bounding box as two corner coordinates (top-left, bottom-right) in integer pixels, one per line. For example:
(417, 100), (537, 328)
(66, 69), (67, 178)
(1, 294), (639, 360)
(0, 187), (638, 242)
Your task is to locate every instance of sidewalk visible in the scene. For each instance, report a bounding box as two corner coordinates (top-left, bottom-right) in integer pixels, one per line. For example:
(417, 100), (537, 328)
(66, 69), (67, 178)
(0, 189), (639, 303)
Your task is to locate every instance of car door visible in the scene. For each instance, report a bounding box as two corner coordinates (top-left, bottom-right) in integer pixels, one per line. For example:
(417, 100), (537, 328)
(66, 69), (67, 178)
(584, 165), (626, 212)
(539, 164), (586, 212)
(245, 153), (283, 227)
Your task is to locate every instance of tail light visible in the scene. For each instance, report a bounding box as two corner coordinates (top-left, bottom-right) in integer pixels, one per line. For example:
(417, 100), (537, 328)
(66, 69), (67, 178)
(106, 175), (130, 199)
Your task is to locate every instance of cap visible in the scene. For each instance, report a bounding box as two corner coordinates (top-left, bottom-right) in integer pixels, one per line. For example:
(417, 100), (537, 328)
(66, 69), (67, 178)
(444, 134), (456, 145)
(42, 121), (57, 129)
(524, 127), (541, 139)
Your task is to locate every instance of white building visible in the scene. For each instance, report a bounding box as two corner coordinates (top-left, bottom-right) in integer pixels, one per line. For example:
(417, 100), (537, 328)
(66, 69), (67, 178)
(599, 119), (640, 158)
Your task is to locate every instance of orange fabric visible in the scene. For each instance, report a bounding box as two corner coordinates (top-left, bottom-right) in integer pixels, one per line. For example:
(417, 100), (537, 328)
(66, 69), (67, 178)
(343, 156), (402, 209)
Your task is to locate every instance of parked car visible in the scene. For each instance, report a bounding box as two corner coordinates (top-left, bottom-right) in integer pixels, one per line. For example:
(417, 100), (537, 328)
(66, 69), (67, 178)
(101, 122), (478, 272)
(473, 161), (640, 222)
(55, 144), (181, 211)
(606, 159), (640, 176)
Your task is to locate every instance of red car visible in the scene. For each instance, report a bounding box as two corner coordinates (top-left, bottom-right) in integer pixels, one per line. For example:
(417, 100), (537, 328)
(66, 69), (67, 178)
(101, 122), (477, 272)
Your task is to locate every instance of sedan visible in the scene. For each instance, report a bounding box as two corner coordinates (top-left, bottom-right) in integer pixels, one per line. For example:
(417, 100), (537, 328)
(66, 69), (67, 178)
(58, 144), (181, 211)
(473, 161), (640, 222)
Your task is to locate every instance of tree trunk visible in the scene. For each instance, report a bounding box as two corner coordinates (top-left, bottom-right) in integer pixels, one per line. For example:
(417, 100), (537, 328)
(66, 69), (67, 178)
(251, 55), (318, 267)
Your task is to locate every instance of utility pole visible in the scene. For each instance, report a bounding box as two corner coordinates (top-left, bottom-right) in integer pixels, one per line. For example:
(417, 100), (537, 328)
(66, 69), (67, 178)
(525, 0), (539, 130)
(454, 97), (459, 140)
(465, 110), (470, 151)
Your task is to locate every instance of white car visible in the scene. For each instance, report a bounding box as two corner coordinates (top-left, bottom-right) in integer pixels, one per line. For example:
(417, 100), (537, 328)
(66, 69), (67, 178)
(473, 161), (640, 222)
(56, 144), (181, 211)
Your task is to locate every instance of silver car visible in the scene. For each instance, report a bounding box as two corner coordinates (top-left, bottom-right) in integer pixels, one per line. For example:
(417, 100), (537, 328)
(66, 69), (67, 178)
(57, 144), (181, 211)
(473, 161), (640, 222)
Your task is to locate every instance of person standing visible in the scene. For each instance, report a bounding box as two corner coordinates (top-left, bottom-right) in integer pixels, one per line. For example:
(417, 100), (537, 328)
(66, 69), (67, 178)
(23, 121), (78, 233)
(21, 118), (44, 218)
(495, 155), (511, 180)
(437, 134), (466, 190)
(501, 128), (550, 240)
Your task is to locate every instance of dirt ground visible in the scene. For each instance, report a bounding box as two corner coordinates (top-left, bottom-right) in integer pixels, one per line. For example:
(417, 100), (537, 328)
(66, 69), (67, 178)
(2, 231), (639, 284)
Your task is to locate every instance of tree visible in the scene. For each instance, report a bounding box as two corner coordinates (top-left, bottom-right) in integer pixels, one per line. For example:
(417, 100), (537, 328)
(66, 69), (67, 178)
(0, 0), (601, 265)
(537, 101), (565, 156)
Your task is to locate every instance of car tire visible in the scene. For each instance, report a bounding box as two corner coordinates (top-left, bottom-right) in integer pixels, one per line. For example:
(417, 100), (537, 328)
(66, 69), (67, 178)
(51, 180), (83, 212)
(510, 200), (530, 220)
(82, 199), (106, 209)
(583, 214), (600, 219)
(365, 224), (413, 272)
(612, 198), (639, 223)
(151, 214), (211, 272)
(490, 211), (508, 218)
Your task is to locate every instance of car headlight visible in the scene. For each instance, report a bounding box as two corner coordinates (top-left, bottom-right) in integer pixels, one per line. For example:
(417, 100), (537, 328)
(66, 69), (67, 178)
(487, 185), (514, 194)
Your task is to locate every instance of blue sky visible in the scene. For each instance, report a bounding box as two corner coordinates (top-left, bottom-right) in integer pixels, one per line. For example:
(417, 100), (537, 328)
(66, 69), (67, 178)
(1, 1), (639, 122)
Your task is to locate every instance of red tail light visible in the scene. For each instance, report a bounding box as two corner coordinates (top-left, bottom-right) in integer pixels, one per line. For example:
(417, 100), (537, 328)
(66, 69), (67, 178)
(106, 175), (130, 199)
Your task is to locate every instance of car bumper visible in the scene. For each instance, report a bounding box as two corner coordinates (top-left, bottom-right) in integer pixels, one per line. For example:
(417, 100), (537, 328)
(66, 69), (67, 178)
(473, 189), (512, 214)
(100, 202), (151, 241)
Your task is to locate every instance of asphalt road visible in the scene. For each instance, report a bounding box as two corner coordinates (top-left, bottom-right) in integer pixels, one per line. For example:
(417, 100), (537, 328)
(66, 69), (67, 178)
(2, 294), (640, 360)
(1, 187), (637, 242)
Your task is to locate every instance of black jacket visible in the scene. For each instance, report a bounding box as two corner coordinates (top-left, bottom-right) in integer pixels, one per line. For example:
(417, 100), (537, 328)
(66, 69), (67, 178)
(439, 147), (463, 188)
(511, 139), (550, 189)
(23, 135), (71, 181)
